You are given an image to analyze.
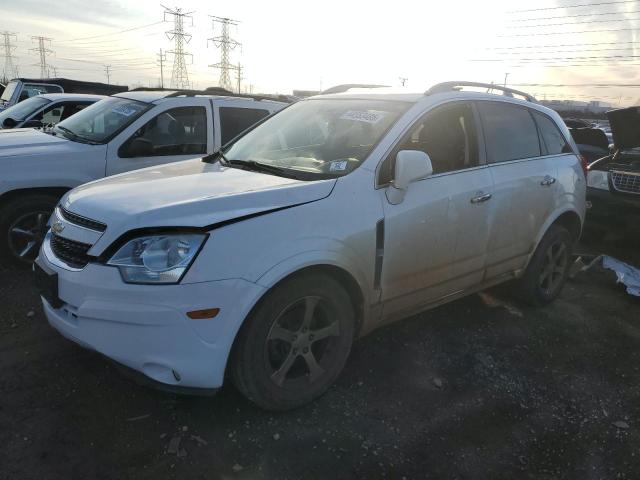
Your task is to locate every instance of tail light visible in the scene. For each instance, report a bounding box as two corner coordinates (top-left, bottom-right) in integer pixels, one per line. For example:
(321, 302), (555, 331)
(580, 155), (589, 176)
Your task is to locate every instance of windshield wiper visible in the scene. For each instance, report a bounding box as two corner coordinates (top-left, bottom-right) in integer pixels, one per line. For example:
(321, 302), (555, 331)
(55, 126), (99, 145)
(202, 149), (230, 165)
(225, 159), (303, 178)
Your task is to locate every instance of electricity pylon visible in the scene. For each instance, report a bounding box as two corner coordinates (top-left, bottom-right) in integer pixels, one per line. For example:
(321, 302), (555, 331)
(1, 31), (18, 82)
(208, 16), (241, 91)
(30, 36), (53, 78)
(163, 5), (193, 89)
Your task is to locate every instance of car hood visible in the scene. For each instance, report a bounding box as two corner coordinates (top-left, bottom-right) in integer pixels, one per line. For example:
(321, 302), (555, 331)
(62, 158), (336, 247)
(607, 106), (640, 150)
(0, 127), (73, 157)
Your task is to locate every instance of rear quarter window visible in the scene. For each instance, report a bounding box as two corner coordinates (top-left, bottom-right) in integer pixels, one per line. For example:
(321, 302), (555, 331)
(531, 111), (571, 155)
(478, 101), (541, 163)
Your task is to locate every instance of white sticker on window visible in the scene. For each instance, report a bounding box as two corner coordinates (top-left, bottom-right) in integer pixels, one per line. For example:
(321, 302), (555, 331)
(340, 110), (385, 124)
(330, 160), (348, 172)
(111, 105), (141, 117)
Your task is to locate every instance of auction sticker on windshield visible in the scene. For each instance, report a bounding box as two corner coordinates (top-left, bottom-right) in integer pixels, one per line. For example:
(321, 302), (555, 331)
(111, 105), (144, 117)
(340, 110), (385, 124)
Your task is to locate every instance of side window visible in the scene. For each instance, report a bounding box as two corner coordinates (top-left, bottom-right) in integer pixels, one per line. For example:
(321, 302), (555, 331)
(120, 106), (207, 158)
(20, 84), (63, 101)
(379, 102), (479, 184)
(219, 107), (270, 145)
(478, 102), (541, 163)
(531, 111), (571, 155)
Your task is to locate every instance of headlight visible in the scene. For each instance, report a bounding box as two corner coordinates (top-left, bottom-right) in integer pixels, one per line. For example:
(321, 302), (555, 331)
(107, 233), (206, 284)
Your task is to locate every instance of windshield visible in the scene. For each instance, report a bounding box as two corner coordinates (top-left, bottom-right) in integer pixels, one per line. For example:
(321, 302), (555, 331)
(0, 96), (50, 124)
(1, 81), (18, 102)
(54, 96), (149, 144)
(223, 99), (409, 178)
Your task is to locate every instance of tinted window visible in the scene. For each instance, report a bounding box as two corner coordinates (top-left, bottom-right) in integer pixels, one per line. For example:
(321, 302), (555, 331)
(479, 102), (540, 163)
(532, 111), (570, 155)
(220, 107), (270, 145)
(121, 106), (207, 157)
(379, 102), (479, 184)
(0, 96), (50, 123)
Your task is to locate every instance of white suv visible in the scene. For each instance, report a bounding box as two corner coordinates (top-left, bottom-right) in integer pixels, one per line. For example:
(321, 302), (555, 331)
(35, 82), (586, 411)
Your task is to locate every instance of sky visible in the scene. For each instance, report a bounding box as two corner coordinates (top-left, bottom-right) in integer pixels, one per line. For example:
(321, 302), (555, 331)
(2, 0), (640, 106)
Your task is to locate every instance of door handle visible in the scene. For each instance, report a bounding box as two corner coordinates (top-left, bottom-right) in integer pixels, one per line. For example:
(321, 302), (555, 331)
(540, 176), (557, 186)
(470, 193), (492, 204)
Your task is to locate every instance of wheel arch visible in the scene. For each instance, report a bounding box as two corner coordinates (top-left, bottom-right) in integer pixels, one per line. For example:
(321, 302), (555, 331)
(0, 186), (69, 209)
(224, 262), (369, 381)
(525, 208), (583, 272)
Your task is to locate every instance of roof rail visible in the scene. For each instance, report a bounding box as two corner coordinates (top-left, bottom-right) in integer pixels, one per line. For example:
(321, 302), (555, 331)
(425, 81), (537, 103)
(321, 84), (390, 95)
(130, 87), (293, 103)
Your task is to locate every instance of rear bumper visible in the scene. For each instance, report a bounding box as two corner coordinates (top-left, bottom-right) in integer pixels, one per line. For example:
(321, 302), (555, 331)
(37, 248), (266, 390)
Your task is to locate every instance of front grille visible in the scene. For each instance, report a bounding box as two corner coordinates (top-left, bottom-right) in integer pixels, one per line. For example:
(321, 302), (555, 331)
(611, 170), (640, 195)
(59, 207), (107, 232)
(50, 234), (92, 268)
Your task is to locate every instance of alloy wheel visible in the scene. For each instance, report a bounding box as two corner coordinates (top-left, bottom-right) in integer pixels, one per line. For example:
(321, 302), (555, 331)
(7, 210), (50, 263)
(538, 239), (568, 295)
(265, 296), (341, 388)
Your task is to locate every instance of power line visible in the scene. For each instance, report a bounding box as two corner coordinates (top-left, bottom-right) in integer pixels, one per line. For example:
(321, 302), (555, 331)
(59, 21), (165, 42)
(163, 5), (193, 89)
(499, 26), (636, 37)
(208, 16), (241, 91)
(473, 54), (640, 61)
(511, 83), (640, 87)
(508, 0), (638, 14)
(507, 16), (640, 28)
(1, 31), (18, 81)
(487, 40), (640, 50)
(30, 36), (53, 78)
(511, 8), (640, 21)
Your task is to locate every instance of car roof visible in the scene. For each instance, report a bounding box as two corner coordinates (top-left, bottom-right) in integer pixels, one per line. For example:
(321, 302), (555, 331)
(113, 90), (287, 106)
(38, 93), (106, 101)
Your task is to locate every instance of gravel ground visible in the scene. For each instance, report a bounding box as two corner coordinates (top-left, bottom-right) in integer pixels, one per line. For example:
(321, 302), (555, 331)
(1, 227), (639, 479)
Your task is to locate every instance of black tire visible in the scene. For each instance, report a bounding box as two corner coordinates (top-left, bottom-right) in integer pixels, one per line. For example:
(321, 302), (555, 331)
(231, 273), (355, 411)
(0, 194), (58, 267)
(515, 225), (573, 306)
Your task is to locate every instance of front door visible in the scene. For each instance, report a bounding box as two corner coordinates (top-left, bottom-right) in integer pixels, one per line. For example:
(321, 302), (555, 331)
(378, 101), (494, 320)
(105, 98), (213, 176)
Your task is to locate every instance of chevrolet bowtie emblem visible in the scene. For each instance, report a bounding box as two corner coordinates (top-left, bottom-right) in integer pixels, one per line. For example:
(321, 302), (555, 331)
(51, 221), (65, 234)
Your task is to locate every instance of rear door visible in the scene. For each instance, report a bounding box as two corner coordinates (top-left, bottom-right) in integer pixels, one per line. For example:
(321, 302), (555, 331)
(478, 101), (559, 279)
(215, 103), (272, 149)
(105, 98), (213, 176)
(379, 101), (494, 319)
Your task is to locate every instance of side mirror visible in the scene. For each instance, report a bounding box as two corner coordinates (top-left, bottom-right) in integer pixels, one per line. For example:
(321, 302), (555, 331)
(393, 150), (433, 190)
(2, 117), (17, 128)
(121, 137), (153, 158)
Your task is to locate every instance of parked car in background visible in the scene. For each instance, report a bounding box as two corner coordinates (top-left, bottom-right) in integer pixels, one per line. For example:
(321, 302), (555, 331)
(35, 82), (586, 410)
(0, 93), (104, 129)
(0, 83), (5, 97)
(586, 106), (640, 226)
(0, 90), (288, 265)
(0, 78), (127, 111)
(567, 124), (611, 163)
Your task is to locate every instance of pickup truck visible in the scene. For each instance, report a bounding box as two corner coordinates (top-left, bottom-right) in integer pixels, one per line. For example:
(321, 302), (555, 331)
(0, 78), (127, 111)
(0, 90), (288, 265)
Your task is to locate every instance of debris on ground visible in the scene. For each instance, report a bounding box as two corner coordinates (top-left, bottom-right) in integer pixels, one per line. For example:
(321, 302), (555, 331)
(478, 292), (523, 317)
(613, 421), (630, 430)
(232, 464), (244, 472)
(167, 436), (181, 455)
(570, 254), (640, 297)
(190, 434), (208, 446)
(26, 310), (35, 318)
(125, 414), (150, 422)
(433, 377), (443, 388)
